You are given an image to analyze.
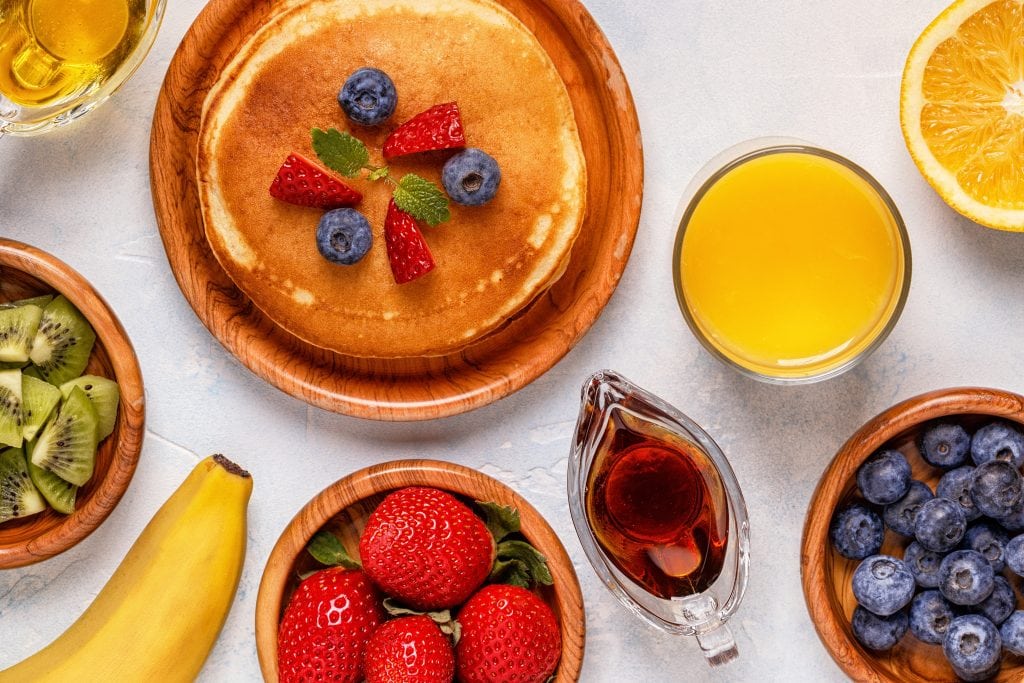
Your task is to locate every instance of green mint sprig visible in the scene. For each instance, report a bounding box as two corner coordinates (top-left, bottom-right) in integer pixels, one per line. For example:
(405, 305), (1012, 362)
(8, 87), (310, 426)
(311, 127), (450, 226)
(311, 128), (368, 177)
(393, 174), (450, 226)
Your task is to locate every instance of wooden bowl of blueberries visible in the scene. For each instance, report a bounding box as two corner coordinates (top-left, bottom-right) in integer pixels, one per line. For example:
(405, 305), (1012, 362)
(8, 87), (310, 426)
(0, 239), (145, 568)
(802, 387), (1024, 682)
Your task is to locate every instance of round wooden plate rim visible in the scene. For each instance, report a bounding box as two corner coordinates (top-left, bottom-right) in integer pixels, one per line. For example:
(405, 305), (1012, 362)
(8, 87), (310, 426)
(255, 459), (585, 682)
(149, 0), (642, 421)
(0, 239), (145, 568)
(801, 387), (1024, 683)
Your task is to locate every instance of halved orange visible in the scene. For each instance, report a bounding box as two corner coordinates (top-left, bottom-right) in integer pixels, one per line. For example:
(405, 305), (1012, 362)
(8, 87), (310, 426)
(900, 0), (1024, 231)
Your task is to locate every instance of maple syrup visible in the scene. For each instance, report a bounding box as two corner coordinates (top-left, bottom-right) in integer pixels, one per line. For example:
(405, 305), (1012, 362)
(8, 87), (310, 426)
(585, 409), (729, 599)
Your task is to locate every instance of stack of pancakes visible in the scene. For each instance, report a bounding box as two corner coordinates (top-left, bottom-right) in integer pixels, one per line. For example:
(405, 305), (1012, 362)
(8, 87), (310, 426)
(196, 0), (587, 358)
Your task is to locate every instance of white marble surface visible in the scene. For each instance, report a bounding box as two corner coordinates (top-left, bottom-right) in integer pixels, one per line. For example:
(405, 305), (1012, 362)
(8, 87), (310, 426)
(2, 0), (1024, 680)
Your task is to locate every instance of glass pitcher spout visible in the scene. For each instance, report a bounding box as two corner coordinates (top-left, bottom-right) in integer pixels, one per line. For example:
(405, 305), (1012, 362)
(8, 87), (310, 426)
(568, 370), (750, 665)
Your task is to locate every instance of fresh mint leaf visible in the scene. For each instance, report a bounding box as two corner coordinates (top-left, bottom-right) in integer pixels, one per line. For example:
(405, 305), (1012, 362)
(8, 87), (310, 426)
(393, 173), (450, 226)
(311, 128), (368, 177)
(367, 166), (390, 181)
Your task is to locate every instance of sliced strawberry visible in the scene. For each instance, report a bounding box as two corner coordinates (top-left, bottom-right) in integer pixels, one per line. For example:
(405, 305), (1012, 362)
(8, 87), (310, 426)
(382, 102), (466, 160)
(269, 152), (362, 209)
(384, 200), (436, 285)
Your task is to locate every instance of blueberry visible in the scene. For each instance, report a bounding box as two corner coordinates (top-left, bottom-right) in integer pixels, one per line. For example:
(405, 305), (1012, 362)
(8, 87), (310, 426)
(971, 421), (1024, 468)
(829, 503), (884, 560)
(883, 480), (933, 537)
(904, 541), (946, 589)
(851, 605), (908, 651)
(1000, 611), (1024, 655)
(442, 148), (501, 206)
(338, 67), (397, 126)
(972, 576), (1015, 626)
(852, 555), (916, 616)
(970, 460), (1024, 518)
(1005, 534), (1024, 576)
(937, 466), (982, 522)
(995, 503), (1024, 532)
(914, 497), (967, 553)
(856, 450), (912, 505)
(962, 521), (1010, 572)
(909, 590), (957, 644)
(938, 550), (995, 606)
(316, 209), (372, 265)
(920, 422), (972, 468)
(943, 615), (1002, 682)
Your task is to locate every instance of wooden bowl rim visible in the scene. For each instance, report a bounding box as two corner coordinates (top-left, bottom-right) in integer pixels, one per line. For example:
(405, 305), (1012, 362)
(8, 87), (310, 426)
(0, 239), (146, 568)
(254, 458), (586, 682)
(800, 386), (1024, 682)
(149, 0), (643, 421)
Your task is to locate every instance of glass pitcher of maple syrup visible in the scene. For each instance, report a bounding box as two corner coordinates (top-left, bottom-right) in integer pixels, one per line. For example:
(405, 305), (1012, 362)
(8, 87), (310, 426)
(568, 370), (750, 666)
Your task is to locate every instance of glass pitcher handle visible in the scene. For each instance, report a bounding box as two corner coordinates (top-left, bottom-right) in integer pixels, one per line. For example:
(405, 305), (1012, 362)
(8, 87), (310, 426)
(695, 623), (738, 666)
(671, 594), (738, 666)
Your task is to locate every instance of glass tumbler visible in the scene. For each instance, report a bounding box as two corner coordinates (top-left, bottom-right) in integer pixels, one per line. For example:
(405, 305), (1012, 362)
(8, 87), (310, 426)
(0, 0), (166, 136)
(567, 370), (750, 665)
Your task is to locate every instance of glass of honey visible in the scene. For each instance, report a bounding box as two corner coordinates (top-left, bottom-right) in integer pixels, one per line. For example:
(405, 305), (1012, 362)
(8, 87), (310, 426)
(0, 0), (165, 136)
(568, 370), (750, 666)
(673, 138), (912, 383)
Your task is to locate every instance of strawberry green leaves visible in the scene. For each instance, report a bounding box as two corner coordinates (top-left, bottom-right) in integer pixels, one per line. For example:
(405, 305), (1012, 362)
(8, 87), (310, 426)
(477, 500), (554, 588)
(307, 530), (361, 570)
(311, 127), (450, 226)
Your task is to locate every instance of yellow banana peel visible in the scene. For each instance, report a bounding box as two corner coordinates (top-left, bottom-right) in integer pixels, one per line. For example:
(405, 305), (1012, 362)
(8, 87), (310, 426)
(0, 454), (252, 682)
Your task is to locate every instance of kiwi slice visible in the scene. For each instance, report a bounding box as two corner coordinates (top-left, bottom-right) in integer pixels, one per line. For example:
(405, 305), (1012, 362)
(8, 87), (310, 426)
(22, 365), (42, 380)
(60, 375), (119, 440)
(0, 446), (45, 524)
(31, 386), (98, 486)
(0, 304), (43, 363)
(0, 369), (23, 448)
(29, 296), (96, 386)
(25, 440), (75, 514)
(22, 374), (61, 441)
(0, 295), (53, 310)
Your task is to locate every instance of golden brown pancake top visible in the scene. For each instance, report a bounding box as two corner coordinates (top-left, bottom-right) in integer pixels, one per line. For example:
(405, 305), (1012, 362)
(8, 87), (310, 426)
(198, 0), (586, 358)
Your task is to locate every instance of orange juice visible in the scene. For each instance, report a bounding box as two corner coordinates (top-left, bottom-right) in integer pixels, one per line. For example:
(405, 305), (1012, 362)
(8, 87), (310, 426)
(675, 147), (909, 381)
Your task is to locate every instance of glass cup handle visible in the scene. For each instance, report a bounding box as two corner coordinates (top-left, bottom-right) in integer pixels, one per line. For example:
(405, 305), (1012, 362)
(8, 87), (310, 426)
(671, 594), (739, 666)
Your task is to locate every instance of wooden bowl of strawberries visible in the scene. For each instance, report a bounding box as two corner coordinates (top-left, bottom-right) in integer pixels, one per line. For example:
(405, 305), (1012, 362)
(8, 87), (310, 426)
(255, 459), (585, 682)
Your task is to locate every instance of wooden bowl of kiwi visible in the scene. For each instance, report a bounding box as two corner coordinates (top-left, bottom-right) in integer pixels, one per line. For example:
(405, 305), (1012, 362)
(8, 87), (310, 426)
(255, 459), (585, 682)
(0, 239), (145, 568)
(801, 387), (1024, 682)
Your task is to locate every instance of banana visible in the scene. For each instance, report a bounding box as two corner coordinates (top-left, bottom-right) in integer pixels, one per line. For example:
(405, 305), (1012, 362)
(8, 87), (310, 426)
(0, 454), (252, 682)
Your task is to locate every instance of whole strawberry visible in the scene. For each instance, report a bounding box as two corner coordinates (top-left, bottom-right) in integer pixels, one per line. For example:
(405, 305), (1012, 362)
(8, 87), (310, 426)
(455, 584), (561, 683)
(359, 487), (495, 610)
(278, 568), (385, 683)
(364, 615), (455, 683)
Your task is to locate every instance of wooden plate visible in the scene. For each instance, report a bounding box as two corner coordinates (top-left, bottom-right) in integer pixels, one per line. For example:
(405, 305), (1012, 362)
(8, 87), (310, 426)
(801, 387), (1024, 682)
(255, 459), (585, 681)
(149, 0), (642, 421)
(0, 239), (145, 568)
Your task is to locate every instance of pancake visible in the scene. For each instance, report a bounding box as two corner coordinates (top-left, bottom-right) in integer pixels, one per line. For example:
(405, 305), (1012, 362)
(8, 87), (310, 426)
(197, 0), (586, 358)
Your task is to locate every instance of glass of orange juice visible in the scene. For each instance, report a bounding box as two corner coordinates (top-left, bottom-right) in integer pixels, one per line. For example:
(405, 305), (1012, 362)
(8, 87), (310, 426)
(0, 0), (165, 136)
(673, 138), (911, 383)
